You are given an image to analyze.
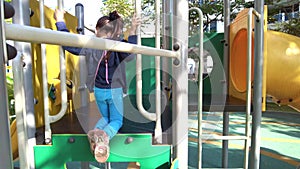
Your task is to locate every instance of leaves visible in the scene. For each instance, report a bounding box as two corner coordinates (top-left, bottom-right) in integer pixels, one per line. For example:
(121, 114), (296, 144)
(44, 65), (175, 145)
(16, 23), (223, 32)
(277, 18), (300, 37)
(267, 2), (299, 37)
(100, 0), (158, 33)
(101, 0), (134, 17)
(188, 0), (299, 37)
(6, 74), (15, 121)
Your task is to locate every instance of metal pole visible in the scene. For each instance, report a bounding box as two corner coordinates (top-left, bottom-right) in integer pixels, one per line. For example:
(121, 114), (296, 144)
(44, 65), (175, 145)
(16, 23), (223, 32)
(75, 3), (84, 35)
(75, 3), (88, 108)
(222, 0), (230, 168)
(245, 10), (254, 169)
(154, 0), (162, 144)
(135, 0), (159, 122)
(12, 53), (30, 169)
(0, 60), (14, 169)
(38, 0), (51, 145)
(222, 112), (229, 168)
(189, 7), (204, 169)
(245, 8), (261, 169)
(250, 0), (264, 169)
(0, 1), (14, 168)
(223, 0), (230, 91)
(75, 4), (89, 168)
(172, 0), (189, 168)
(49, 0), (68, 124)
(12, 0), (35, 168)
(42, 0), (67, 143)
(161, 0), (172, 144)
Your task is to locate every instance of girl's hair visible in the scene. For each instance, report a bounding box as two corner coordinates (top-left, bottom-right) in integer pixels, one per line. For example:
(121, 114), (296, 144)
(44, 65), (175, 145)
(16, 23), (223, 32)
(96, 10), (123, 40)
(95, 16), (112, 32)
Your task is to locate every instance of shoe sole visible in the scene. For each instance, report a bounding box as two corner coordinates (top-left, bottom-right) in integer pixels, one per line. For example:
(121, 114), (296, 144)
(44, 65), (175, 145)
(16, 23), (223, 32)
(94, 144), (109, 163)
(87, 129), (110, 163)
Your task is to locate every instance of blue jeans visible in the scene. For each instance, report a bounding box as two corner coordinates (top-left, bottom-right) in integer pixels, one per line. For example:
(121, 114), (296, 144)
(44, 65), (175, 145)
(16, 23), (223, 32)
(93, 87), (123, 140)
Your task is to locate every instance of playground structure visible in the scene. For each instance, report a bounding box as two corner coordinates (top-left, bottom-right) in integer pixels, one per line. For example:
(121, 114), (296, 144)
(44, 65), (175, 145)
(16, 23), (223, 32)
(1, 0), (300, 169)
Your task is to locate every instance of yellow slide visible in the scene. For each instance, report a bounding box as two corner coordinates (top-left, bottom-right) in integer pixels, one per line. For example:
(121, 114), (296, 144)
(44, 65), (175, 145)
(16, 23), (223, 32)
(266, 31), (300, 111)
(229, 8), (300, 112)
(10, 119), (18, 160)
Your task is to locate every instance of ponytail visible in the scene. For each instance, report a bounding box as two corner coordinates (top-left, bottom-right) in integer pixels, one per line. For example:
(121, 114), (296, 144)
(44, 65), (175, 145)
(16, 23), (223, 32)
(108, 11), (121, 21)
(108, 10), (123, 40)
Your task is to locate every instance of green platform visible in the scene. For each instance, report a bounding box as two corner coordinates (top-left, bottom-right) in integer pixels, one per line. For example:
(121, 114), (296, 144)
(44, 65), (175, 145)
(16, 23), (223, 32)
(34, 134), (171, 169)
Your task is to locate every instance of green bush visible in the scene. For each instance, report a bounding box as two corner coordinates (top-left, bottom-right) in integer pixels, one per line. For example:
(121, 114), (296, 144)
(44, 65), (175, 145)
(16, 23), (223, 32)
(6, 75), (15, 123)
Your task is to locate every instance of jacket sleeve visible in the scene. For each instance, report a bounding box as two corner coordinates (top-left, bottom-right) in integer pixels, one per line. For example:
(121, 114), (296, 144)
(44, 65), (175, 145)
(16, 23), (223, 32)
(118, 35), (137, 61)
(55, 22), (84, 56)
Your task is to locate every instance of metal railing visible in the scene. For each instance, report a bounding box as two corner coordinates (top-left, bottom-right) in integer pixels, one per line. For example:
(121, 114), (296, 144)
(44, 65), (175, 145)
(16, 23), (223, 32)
(193, 6), (261, 169)
(5, 24), (179, 58)
(0, 1), (14, 168)
(4, 21), (179, 142)
(135, 0), (163, 144)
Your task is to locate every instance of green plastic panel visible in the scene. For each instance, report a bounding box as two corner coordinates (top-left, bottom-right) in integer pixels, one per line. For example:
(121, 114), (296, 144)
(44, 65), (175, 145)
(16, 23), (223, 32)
(34, 134), (171, 169)
(127, 34), (225, 96)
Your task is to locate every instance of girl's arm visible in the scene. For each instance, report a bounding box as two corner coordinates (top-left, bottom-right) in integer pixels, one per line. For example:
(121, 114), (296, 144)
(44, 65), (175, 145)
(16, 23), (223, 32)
(128, 13), (141, 36)
(119, 14), (141, 61)
(54, 9), (84, 56)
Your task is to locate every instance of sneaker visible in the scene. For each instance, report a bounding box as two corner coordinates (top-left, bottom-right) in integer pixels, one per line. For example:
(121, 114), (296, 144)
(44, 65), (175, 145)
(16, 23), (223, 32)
(87, 130), (96, 153)
(87, 129), (110, 163)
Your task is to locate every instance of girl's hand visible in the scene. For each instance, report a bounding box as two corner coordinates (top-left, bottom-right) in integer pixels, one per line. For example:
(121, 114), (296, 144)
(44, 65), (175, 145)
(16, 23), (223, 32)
(54, 9), (65, 22)
(129, 13), (141, 35)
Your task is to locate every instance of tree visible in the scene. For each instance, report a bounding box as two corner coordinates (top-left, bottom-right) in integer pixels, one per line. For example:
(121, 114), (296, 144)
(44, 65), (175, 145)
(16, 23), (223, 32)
(101, 0), (134, 19)
(101, 0), (300, 37)
(279, 18), (300, 37)
(188, 0), (300, 37)
(267, 0), (300, 37)
(188, 0), (256, 35)
(101, 0), (155, 32)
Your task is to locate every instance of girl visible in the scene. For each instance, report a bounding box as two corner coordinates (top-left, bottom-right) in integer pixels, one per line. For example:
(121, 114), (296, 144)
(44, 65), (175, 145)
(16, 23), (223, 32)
(54, 9), (141, 162)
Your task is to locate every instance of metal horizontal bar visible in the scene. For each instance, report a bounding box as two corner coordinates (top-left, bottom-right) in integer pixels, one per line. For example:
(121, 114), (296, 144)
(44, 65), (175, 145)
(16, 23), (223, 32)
(251, 8), (261, 19)
(5, 23), (179, 58)
(201, 135), (249, 140)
